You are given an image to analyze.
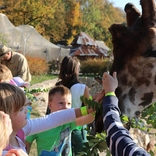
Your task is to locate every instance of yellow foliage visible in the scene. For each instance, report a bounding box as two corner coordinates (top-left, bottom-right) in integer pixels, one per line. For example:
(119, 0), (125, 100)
(67, 36), (74, 45)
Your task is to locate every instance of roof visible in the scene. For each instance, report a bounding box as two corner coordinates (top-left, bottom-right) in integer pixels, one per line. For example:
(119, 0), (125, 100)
(70, 45), (108, 57)
(70, 32), (110, 57)
(71, 32), (98, 46)
(95, 40), (110, 51)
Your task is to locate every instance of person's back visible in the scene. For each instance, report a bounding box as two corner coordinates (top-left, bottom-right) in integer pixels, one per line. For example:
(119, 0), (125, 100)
(70, 83), (86, 108)
(70, 83), (90, 154)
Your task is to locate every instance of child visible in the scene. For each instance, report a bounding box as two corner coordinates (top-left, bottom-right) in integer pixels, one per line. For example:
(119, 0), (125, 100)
(26, 85), (95, 156)
(102, 72), (150, 156)
(12, 76), (29, 89)
(0, 111), (28, 156)
(0, 83), (97, 155)
(0, 64), (29, 89)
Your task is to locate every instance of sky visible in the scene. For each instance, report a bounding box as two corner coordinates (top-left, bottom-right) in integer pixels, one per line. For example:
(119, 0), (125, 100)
(111, 0), (142, 12)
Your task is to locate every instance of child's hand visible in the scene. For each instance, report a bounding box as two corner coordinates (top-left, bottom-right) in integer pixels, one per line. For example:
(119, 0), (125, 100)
(0, 111), (12, 136)
(93, 90), (105, 103)
(6, 149), (28, 156)
(102, 72), (118, 94)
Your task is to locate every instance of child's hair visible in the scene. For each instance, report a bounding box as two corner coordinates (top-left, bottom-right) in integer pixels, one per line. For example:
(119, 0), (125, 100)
(0, 112), (9, 148)
(0, 64), (13, 81)
(49, 85), (71, 102)
(58, 56), (80, 86)
(0, 83), (26, 114)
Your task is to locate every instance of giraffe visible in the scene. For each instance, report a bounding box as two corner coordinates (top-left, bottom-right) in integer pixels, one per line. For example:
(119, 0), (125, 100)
(110, 0), (156, 119)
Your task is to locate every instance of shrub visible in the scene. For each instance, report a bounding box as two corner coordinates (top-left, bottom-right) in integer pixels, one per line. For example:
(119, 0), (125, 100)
(48, 59), (60, 74)
(80, 58), (112, 76)
(26, 56), (49, 75)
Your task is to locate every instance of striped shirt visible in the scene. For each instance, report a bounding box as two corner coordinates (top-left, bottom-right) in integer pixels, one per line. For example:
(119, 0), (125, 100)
(103, 96), (150, 156)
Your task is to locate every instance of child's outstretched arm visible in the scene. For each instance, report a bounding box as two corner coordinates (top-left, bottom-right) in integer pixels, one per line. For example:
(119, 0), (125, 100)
(76, 113), (95, 126)
(102, 72), (150, 156)
(23, 104), (98, 136)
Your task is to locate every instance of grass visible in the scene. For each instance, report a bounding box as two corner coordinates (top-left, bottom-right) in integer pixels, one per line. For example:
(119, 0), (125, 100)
(30, 73), (95, 86)
(30, 74), (58, 85)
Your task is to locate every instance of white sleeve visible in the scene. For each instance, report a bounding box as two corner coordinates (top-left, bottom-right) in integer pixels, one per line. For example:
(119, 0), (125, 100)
(23, 108), (76, 136)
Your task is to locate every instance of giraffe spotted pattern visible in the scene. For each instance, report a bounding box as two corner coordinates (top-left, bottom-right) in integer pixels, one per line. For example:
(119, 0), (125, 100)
(110, 0), (156, 118)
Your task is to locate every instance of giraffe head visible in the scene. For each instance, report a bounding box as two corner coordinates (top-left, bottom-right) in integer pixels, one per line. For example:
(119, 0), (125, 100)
(109, 0), (156, 118)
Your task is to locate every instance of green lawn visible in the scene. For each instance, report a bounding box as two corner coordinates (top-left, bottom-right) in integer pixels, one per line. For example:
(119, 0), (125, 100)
(30, 74), (58, 85)
(30, 74), (95, 86)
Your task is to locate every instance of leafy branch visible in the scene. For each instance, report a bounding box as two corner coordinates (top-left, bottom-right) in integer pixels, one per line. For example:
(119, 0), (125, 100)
(80, 96), (102, 113)
(25, 88), (49, 101)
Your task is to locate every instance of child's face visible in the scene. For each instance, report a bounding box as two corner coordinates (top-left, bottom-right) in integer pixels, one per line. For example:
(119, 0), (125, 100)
(49, 92), (72, 112)
(10, 106), (28, 131)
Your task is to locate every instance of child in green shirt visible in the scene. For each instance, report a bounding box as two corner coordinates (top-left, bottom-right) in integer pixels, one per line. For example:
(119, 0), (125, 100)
(26, 85), (96, 156)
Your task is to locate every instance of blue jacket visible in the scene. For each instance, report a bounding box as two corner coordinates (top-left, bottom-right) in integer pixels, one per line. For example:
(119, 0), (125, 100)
(103, 95), (150, 156)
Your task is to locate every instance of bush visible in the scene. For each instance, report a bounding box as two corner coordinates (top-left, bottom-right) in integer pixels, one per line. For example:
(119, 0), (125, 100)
(26, 56), (49, 75)
(80, 58), (112, 76)
(48, 59), (60, 74)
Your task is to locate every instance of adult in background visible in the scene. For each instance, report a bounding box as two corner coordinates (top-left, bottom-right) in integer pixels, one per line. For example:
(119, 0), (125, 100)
(0, 45), (31, 82)
(46, 56), (90, 155)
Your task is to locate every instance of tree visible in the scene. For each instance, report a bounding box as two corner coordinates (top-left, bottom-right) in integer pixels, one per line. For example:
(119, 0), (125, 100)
(0, 0), (59, 35)
(44, 1), (68, 43)
(54, 0), (82, 45)
(78, 0), (125, 48)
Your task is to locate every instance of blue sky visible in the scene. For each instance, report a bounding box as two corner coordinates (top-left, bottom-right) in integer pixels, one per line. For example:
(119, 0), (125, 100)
(111, 0), (142, 12)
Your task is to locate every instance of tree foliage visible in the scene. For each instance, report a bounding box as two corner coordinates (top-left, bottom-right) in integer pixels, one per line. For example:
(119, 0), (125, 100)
(79, 0), (125, 48)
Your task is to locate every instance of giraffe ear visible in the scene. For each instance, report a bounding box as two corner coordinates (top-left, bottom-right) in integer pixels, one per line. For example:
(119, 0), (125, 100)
(124, 3), (141, 26)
